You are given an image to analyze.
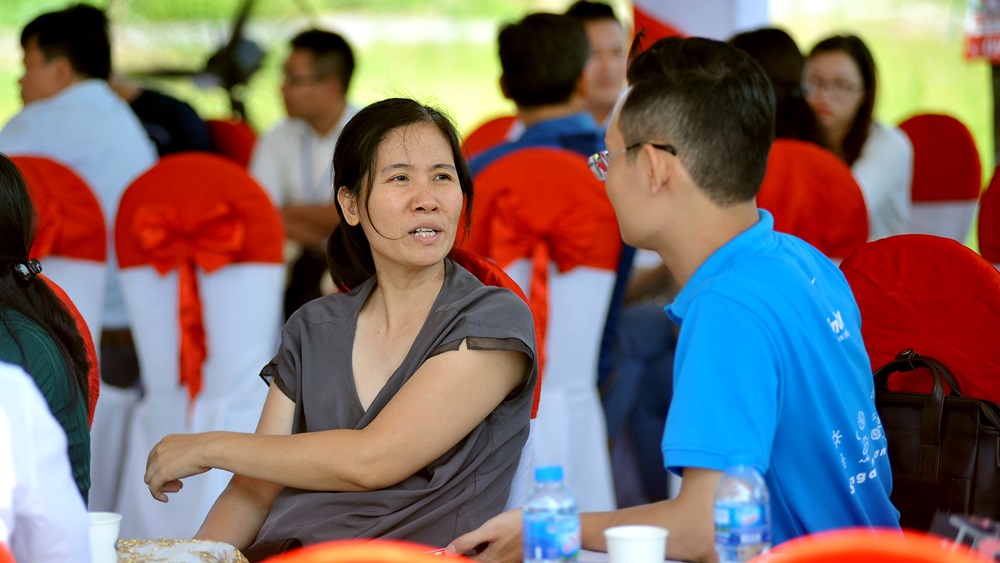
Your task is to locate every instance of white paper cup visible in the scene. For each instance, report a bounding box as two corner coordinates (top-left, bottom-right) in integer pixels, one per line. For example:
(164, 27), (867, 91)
(604, 525), (669, 563)
(88, 511), (122, 563)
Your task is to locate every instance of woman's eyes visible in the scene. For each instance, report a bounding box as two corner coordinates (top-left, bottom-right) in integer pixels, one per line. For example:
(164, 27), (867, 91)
(433, 173), (454, 181)
(387, 173), (454, 182)
(389, 174), (408, 182)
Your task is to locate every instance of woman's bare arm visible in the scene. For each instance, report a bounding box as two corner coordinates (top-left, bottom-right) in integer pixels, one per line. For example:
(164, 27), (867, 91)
(146, 340), (529, 498)
(189, 384), (293, 548)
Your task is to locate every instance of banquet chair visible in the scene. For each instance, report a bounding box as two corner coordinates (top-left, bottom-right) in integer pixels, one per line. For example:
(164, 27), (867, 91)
(206, 118), (257, 168)
(472, 147), (621, 512)
(41, 275), (100, 427)
(764, 527), (985, 563)
(261, 540), (472, 563)
(112, 152), (284, 539)
(757, 139), (868, 261)
(978, 167), (1000, 267)
(13, 155), (107, 346)
(898, 114), (982, 242)
(450, 247), (540, 510)
(461, 114), (519, 158)
(840, 234), (1000, 403)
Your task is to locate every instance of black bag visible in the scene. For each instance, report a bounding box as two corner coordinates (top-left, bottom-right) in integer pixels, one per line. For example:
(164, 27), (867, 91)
(874, 349), (1000, 530)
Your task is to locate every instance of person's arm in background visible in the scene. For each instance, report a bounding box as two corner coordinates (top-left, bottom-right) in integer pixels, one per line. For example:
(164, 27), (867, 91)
(1, 364), (89, 563)
(282, 204), (340, 247)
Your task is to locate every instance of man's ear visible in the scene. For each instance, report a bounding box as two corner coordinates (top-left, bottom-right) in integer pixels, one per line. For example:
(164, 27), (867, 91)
(574, 69), (590, 100)
(337, 187), (360, 226)
(52, 56), (77, 89)
(644, 143), (673, 196)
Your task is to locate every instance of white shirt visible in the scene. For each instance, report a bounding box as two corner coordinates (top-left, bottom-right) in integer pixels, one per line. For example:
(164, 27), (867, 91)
(0, 362), (90, 562)
(249, 104), (359, 208)
(0, 79), (158, 328)
(852, 121), (914, 241)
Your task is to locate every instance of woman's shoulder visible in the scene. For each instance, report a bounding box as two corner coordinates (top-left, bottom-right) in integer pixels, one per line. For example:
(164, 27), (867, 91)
(860, 121), (913, 163)
(443, 261), (534, 325)
(284, 278), (375, 330)
(0, 309), (63, 361)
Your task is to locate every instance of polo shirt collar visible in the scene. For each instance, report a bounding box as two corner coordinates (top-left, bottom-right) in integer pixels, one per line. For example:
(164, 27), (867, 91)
(518, 111), (600, 142)
(665, 209), (776, 324)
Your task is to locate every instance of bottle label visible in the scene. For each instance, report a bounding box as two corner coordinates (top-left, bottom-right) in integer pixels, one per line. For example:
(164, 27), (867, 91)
(714, 505), (770, 547)
(523, 513), (581, 561)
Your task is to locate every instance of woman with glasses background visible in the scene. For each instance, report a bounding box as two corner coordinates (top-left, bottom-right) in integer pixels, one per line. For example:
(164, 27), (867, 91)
(803, 34), (913, 241)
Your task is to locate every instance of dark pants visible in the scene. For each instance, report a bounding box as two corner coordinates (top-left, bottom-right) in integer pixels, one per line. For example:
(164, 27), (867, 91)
(99, 328), (140, 389)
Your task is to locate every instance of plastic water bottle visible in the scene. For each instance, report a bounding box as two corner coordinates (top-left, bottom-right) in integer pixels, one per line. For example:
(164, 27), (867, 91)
(523, 465), (580, 562)
(714, 456), (771, 562)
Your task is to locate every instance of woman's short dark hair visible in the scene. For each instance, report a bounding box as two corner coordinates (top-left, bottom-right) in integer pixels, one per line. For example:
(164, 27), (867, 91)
(0, 153), (89, 401)
(623, 37), (776, 206)
(729, 27), (829, 149)
(808, 34), (877, 165)
(325, 99), (474, 291)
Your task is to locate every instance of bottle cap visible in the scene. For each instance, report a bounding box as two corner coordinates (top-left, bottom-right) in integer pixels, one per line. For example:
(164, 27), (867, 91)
(534, 465), (564, 483)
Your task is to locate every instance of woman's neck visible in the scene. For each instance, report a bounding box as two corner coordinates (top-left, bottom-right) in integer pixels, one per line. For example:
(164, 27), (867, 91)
(365, 261), (447, 334)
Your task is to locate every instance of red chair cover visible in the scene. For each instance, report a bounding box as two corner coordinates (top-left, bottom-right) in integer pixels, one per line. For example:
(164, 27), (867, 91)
(463, 148), (620, 420)
(206, 118), (257, 169)
(461, 114), (517, 159)
(767, 527), (984, 562)
(115, 153), (283, 403)
(12, 156), (106, 262)
(840, 234), (1000, 402)
(898, 114), (981, 203)
(757, 139), (869, 259)
(41, 275), (100, 428)
(262, 540), (472, 563)
(979, 167), (1000, 264)
(450, 247), (541, 418)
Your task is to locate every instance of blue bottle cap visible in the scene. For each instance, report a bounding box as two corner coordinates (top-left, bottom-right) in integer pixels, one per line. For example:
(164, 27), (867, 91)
(534, 465), (564, 483)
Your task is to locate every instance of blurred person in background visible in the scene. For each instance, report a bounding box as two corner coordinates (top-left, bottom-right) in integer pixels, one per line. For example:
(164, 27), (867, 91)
(0, 152), (92, 504)
(565, 1), (628, 127)
(803, 34), (912, 240)
(730, 27), (830, 149)
(109, 74), (213, 157)
(0, 362), (90, 563)
(249, 29), (360, 319)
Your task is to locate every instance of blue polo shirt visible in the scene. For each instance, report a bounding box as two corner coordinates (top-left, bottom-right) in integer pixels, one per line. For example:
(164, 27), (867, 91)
(663, 210), (899, 545)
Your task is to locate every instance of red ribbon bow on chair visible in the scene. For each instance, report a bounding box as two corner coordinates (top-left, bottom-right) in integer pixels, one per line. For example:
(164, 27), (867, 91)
(132, 203), (247, 403)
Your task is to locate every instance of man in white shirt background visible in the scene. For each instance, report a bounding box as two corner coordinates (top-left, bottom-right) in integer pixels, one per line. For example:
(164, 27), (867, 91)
(0, 3), (158, 512)
(249, 29), (359, 318)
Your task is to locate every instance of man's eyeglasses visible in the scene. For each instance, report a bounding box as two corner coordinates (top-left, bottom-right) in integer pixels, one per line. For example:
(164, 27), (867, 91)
(588, 142), (677, 181)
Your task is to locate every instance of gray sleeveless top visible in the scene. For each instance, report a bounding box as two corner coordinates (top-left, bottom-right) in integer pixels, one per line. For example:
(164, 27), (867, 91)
(252, 259), (537, 548)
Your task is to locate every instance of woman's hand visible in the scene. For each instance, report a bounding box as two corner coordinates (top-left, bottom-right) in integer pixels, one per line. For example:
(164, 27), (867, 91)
(145, 432), (217, 502)
(447, 509), (522, 563)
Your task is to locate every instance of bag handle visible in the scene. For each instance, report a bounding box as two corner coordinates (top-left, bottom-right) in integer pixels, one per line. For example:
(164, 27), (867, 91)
(872, 348), (964, 397)
(872, 349), (962, 477)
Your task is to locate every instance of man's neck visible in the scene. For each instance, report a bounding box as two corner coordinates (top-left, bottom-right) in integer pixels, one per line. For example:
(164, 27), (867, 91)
(517, 102), (583, 128)
(305, 98), (347, 136)
(658, 200), (760, 289)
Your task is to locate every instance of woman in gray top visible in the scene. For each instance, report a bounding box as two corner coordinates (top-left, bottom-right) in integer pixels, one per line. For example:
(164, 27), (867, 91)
(144, 98), (538, 553)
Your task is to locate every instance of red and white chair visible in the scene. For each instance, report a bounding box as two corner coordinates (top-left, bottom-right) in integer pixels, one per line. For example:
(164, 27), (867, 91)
(449, 247), (541, 510)
(461, 114), (519, 159)
(978, 167), (1000, 268)
(899, 114), (982, 242)
(112, 153), (284, 539)
(757, 139), (868, 262)
(473, 148), (621, 511)
(206, 118), (257, 169)
(261, 539), (473, 563)
(14, 156), (107, 347)
(840, 234), (1000, 403)
(767, 527), (985, 563)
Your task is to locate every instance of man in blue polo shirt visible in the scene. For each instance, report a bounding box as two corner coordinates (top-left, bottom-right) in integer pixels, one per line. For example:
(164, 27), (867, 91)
(450, 36), (899, 563)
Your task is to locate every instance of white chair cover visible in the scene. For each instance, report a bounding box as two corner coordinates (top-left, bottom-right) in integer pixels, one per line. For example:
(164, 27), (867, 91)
(507, 261), (617, 512)
(910, 201), (978, 243)
(115, 264), (282, 539)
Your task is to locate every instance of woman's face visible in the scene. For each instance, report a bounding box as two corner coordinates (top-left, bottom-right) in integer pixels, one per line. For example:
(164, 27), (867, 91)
(803, 50), (866, 136)
(339, 122), (463, 274)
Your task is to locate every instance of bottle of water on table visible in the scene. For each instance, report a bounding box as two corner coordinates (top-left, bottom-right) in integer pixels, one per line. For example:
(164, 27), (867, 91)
(523, 465), (580, 563)
(714, 455), (771, 562)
